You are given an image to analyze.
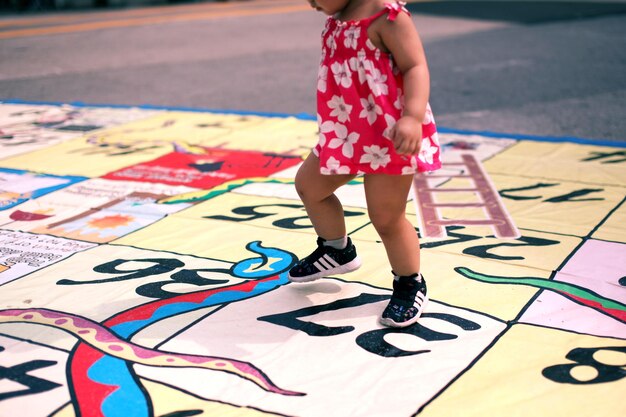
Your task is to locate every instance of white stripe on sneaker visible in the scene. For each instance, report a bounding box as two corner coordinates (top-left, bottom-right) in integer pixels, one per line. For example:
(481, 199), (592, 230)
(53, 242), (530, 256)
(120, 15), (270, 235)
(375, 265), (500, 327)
(316, 257), (332, 270)
(288, 256), (362, 283)
(323, 254), (340, 268)
(313, 261), (326, 271)
(414, 293), (426, 308)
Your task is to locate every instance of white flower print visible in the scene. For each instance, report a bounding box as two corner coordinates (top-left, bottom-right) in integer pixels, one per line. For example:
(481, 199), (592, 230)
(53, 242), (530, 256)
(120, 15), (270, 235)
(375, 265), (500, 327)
(382, 114), (397, 140)
(348, 50), (370, 84)
(431, 131), (440, 144)
(325, 34), (334, 49)
(318, 65), (328, 93)
(360, 145), (391, 170)
(401, 156), (418, 175)
(317, 114), (334, 148)
(321, 156), (351, 175)
(365, 38), (377, 51)
(366, 67), (388, 96)
(394, 88), (403, 110)
(330, 25), (344, 56)
(418, 137), (439, 165)
(327, 95), (353, 123)
(359, 94), (382, 125)
(331, 61), (353, 89)
(343, 26), (360, 49)
(326, 33), (338, 57)
(329, 124), (359, 158)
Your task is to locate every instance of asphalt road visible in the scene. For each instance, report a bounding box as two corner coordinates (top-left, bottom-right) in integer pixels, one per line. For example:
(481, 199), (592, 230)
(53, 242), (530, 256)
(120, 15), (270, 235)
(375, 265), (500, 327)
(0, 0), (625, 142)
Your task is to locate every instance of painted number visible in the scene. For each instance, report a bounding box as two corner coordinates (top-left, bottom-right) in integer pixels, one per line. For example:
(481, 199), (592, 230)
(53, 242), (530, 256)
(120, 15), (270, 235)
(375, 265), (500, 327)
(499, 183), (604, 203)
(356, 312), (481, 357)
(205, 203), (365, 230)
(542, 346), (626, 384)
(258, 292), (481, 358)
(0, 346), (61, 401)
(57, 258), (230, 299)
(419, 225), (559, 261)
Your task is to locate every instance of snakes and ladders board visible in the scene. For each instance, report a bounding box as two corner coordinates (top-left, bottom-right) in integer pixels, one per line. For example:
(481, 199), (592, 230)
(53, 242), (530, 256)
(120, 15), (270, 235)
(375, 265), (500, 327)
(0, 102), (624, 417)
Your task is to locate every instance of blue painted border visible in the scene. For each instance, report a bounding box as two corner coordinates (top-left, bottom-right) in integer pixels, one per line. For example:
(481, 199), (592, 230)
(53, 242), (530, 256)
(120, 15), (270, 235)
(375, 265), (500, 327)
(436, 127), (626, 149)
(2, 98), (625, 148)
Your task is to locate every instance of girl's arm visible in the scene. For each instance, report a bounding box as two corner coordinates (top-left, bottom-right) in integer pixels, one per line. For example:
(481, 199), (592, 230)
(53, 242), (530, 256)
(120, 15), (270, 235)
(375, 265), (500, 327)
(376, 11), (430, 155)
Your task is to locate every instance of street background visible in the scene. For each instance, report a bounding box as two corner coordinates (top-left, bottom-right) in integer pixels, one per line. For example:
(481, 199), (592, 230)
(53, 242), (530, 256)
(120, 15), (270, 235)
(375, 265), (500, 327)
(0, 4), (626, 416)
(1, 0), (625, 142)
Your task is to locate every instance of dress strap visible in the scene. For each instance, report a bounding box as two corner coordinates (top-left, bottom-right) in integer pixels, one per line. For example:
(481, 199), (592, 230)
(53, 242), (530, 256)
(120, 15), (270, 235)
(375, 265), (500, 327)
(337, 1), (410, 26)
(362, 7), (390, 24)
(384, 1), (410, 22)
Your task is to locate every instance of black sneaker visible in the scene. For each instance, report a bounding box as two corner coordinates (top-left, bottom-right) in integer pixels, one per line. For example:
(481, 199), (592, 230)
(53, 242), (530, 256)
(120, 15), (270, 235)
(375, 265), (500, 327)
(288, 237), (362, 282)
(379, 274), (428, 328)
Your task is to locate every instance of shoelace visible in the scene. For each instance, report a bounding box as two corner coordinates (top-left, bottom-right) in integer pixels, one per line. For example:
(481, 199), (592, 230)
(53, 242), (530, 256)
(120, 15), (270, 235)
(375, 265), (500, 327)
(302, 244), (327, 264)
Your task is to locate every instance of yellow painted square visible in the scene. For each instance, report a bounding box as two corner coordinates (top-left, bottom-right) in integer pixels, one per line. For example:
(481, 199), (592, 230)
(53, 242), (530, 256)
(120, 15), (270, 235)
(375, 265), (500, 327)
(593, 200), (626, 243)
(353, 216), (580, 274)
(222, 116), (318, 156)
(484, 141), (626, 185)
(89, 111), (317, 156)
(0, 134), (171, 177)
(490, 173), (624, 237)
(436, 227), (578, 273)
(85, 111), (268, 146)
(172, 192), (370, 235)
(421, 324), (626, 417)
(114, 217), (319, 263)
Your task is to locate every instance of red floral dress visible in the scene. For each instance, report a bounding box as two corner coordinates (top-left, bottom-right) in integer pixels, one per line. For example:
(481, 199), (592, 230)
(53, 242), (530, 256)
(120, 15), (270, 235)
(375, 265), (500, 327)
(313, 1), (441, 175)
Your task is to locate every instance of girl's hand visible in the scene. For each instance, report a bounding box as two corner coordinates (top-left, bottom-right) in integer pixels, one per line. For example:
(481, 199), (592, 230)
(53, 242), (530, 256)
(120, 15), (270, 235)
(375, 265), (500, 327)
(390, 116), (423, 155)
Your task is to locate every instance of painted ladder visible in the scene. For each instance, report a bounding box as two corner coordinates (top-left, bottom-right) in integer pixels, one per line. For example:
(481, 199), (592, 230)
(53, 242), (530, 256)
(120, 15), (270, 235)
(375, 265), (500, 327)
(412, 153), (520, 239)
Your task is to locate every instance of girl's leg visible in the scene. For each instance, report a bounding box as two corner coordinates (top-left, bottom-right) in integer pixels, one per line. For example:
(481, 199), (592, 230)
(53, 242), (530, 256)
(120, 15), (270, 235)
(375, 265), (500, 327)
(365, 173), (427, 328)
(363, 174), (420, 276)
(295, 153), (356, 240)
(289, 153), (361, 283)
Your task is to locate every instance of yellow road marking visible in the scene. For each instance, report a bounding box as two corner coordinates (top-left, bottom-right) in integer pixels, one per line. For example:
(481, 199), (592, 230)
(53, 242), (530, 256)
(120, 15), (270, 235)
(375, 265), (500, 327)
(0, 0), (299, 28)
(0, 1), (308, 39)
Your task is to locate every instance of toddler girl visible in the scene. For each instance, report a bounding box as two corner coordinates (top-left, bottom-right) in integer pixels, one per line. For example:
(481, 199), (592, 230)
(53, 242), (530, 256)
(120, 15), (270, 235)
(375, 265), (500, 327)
(289, 0), (441, 328)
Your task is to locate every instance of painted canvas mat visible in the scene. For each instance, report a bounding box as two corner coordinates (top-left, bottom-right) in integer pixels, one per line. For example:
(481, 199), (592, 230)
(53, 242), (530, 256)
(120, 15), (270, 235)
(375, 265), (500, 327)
(0, 102), (624, 417)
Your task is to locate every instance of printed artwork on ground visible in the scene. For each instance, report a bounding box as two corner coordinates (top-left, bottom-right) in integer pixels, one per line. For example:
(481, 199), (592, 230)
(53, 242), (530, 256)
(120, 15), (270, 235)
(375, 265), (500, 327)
(0, 102), (624, 417)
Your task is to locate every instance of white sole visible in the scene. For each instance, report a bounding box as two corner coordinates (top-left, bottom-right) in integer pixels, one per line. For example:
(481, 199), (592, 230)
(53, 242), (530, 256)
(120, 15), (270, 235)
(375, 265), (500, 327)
(288, 256), (362, 283)
(379, 295), (429, 328)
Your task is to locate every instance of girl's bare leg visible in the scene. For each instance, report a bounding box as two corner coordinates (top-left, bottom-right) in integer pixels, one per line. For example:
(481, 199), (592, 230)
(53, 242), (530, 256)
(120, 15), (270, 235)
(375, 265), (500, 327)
(363, 174), (420, 276)
(295, 153), (356, 239)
